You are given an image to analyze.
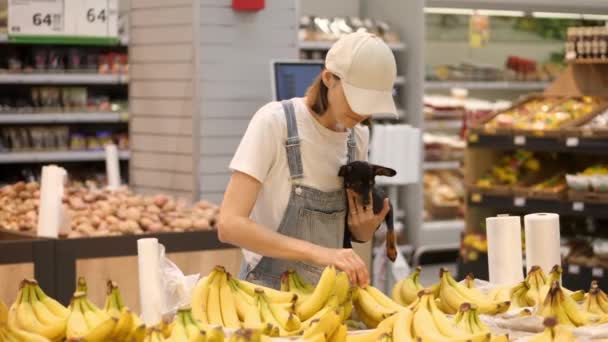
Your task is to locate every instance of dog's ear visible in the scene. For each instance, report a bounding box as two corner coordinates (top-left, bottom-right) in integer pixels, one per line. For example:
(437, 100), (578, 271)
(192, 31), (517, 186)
(338, 165), (351, 177)
(373, 165), (397, 177)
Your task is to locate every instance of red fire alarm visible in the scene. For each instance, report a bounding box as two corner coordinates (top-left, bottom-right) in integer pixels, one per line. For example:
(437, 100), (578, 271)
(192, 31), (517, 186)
(232, 0), (264, 11)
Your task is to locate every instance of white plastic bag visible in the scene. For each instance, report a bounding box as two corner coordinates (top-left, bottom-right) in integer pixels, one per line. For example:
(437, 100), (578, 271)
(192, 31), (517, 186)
(158, 244), (200, 318)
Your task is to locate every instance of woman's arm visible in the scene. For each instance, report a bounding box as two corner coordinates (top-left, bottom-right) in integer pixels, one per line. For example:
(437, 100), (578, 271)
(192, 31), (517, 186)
(218, 171), (370, 286)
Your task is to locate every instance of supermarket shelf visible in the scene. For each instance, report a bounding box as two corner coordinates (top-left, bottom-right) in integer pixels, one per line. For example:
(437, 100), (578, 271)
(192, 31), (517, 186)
(424, 81), (550, 90)
(467, 192), (608, 219)
(422, 219), (465, 231)
(467, 133), (608, 155)
(299, 40), (406, 51)
(569, 58), (608, 64)
(0, 112), (128, 124)
(425, 119), (462, 130)
(0, 73), (129, 84)
(423, 160), (461, 171)
(0, 150), (130, 163)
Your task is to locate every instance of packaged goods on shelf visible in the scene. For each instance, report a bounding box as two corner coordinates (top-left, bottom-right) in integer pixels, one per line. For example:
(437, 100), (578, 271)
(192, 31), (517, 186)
(423, 132), (465, 161)
(0, 181), (218, 237)
(0, 126), (128, 152)
(566, 26), (608, 62)
(299, 16), (400, 43)
(473, 94), (608, 135)
(473, 150), (543, 193)
(427, 58), (564, 82)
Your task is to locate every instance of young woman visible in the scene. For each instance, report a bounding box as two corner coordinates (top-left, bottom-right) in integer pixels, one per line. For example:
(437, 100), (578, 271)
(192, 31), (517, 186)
(218, 31), (398, 289)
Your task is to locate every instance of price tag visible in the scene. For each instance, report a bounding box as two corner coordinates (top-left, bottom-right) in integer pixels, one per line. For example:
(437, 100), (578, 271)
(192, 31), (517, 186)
(64, 0), (117, 37)
(566, 137), (579, 147)
(514, 197), (526, 207)
(593, 267), (604, 278)
(8, 0), (64, 36)
(514, 135), (526, 146)
(568, 264), (581, 274)
(572, 202), (585, 211)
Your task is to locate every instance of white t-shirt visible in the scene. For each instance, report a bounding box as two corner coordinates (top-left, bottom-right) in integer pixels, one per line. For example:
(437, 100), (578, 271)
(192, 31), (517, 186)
(229, 97), (370, 267)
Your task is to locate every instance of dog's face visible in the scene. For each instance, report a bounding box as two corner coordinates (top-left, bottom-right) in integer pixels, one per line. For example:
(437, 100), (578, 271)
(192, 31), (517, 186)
(338, 161), (397, 205)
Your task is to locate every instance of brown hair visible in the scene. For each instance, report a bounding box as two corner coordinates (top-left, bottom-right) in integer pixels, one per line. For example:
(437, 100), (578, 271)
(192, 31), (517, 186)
(305, 72), (331, 115)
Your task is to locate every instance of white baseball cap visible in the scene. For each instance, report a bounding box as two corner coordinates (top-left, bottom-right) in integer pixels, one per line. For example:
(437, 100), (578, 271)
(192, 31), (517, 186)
(325, 31), (398, 117)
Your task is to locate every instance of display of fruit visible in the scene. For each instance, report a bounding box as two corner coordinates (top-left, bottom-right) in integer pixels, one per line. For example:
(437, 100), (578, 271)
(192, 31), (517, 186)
(537, 281), (607, 327)
(582, 281), (608, 315)
(104, 281), (146, 342)
(475, 150), (540, 188)
(0, 181), (218, 236)
(484, 96), (600, 131)
(352, 284), (402, 329)
(528, 317), (575, 342)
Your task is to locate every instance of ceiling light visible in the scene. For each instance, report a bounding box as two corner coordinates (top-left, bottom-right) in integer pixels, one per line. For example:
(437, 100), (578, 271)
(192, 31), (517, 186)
(424, 7), (474, 16)
(532, 12), (582, 19)
(475, 10), (526, 17)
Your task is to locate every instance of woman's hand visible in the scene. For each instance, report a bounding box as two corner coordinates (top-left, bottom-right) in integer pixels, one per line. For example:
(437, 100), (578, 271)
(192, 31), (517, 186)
(313, 247), (369, 286)
(347, 189), (390, 242)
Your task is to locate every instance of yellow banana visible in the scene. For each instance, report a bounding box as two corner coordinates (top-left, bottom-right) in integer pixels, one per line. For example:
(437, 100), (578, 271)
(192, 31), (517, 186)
(334, 272), (351, 304)
(397, 267), (424, 305)
(293, 271), (316, 293)
(82, 297), (110, 331)
(328, 323), (347, 342)
(509, 281), (531, 309)
(236, 278), (297, 303)
(296, 266), (337, 321)
(421, 293), (470, 340)
(487, 286), (511, 302)
(192, 272), (215, 324)
(169, 308), (190, 341)
(391, 308), (414, 342)
(220, 273), (241, 328)
(229, 279), (262, 328)
(305, 333), (326, 342)
(285, 272), (311, 303)
(206, 325), (225, 342)
(302, 308), (341, 339)
(354, 287), (398, 323)
(364, 286), (402, 312)
(391, 279), (407, 306)
(76, 276), (88, 294)
(528, 317), (575, 342)
(144, 328), (165, 342)
(439, 269), (510, 315)
(110, 308), (134, 341)
(353, 299), (379, 328)
(82, 316), (118, 342)
(454, 303), (489, 335)
(31, 283), (69, 319)
(28, 284), (67, 333)
(207, 271), (224, 326)
(65, 294), (89, 339)
(268, 300), (301, 331)
(3, 324), (50, 342)
(10, 285), (64, 341)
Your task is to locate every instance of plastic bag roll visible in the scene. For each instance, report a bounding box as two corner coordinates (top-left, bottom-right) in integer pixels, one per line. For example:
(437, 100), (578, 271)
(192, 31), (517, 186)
(105, 144), (121, 190)
(137, 238), (163, 326)
(37, 165), (67, 238)
(524, 213), (561, 274)
(486, 215), (524, 285)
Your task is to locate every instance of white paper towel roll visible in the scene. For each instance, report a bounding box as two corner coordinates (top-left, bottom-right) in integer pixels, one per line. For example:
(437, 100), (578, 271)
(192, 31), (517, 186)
(138, 238), (163, 326)
(486, 215), (524, 285)
(37, 165), (67, 238)
(524, 213), (561, 274)
(105, 144), (121, 190)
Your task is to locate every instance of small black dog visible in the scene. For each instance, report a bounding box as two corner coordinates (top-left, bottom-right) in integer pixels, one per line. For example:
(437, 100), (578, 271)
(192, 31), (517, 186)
(338, 161), (398, 262)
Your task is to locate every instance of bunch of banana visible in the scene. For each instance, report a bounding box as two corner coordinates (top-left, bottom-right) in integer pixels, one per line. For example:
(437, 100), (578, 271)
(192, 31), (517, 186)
(164, 306), (213, 342)
(583, 281), (608, 315)
(352, 284), (402, 328)
(453, 303), (490, 335)
(411, 290), (493, 342)
(438, 269), (510, 315)
(538, 265), (585, 303)
(528, 317), (575, 342)
(254, 287), (303, 336)
(347, 308), (412, 342)
(524, 266), (547, 307)
(6, 279), (68, 342)
(301, 307), (345, 342)
(282, 268), (353, 322)
(537, 281), (605, 327)
(391, 267), (424, 306)
(143, 328), (166, 342)
(104, 280), (146, 342)
(66, 290), (119, 341)
(505, 281), (530, 309)
(1, 296), (51, 342)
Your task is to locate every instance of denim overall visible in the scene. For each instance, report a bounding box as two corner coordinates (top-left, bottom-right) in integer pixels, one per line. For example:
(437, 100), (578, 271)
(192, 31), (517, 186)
(239, 99), (357, 289)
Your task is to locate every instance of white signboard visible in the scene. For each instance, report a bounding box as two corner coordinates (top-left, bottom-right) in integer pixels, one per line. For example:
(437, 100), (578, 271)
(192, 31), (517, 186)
(8, 0), (64, 36)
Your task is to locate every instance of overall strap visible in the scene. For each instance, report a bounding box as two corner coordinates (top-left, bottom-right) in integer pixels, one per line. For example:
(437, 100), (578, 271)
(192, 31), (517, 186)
(281, 100), (304, 179)
(347, 129), (357, 163)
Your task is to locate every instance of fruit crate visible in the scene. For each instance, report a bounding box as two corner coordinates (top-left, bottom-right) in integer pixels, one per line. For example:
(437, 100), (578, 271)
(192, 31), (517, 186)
(53, 230), (232, 305)
(0, 228), (55, 296)
(562, 262), (608, 292)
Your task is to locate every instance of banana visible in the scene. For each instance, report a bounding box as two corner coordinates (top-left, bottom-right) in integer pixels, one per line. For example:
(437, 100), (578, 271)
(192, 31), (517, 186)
(110, 308), (134, 341)
(207, 270), (225, 326)
(281, 271), (292, 292)
(363, 286), (402, 312)
(82, 296), (110, 331)
(328, 323), (347, 342)
(220, 273), (242, 328)
(293, 271), (316, 293)
(487, 286), (511, 302)
(229, 279), (262, 328)
(454, 303), (489, 335)
(411, 298), (454, 342)
(236, 278), (298, 303)
(268, 300), (301, 332)
(9, 284), (64, 341)
(192, 272), (215, 324)
(421, 292), (471, 340)
(391, 308), (414, 342)
(539, 281), (589, 327)
(391, 279), (407, 306)
(169, 308), (190, 341)
(342, 295), (354, 322)
(302, 309), (341, 340)
(353, 299), (379, 328)
(126, 323), (146, 342)
(305, 333), (326, 342)
(528, 317), (575, 342)
(82, 316), (118, 342)
(439, 269), (510, 315)
(206, 325), (226, 342)
(257, 289), (286, 336)
(396, 267), (424, 306)
(66, 293), (89, 339)
(76, 276), (88, 294)
(509, 281), (531, 309)
(297, 266), (337, 321)
(3, 324), (50, 342)
(525, 266), (547, 307)
(334, 272), (351, 304)
(354, 287), (398, 323)
(31, 283), (69, 319)
(286, 272), (312, 302)
(347, 314), (398, 342)
(28, 284), (67, 334)
(145, 328), (166, 342)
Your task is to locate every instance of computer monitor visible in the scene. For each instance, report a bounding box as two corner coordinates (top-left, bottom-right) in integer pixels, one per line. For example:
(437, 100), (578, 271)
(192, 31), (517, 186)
(270, 60), (324, 101)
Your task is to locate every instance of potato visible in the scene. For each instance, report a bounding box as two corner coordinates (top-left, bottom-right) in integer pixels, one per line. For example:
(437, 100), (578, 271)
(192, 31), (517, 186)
(126, 207), (141, 221)
(69, 197), (87, 210)
(125, 220), (140, 232)
(106, 215), (119, 224)
(145, 205), (161, 214)
(148, 223), (163, 232)
(193, 218), (210, 230)
(83, 193), (96, 203)
(153, 194), (168, 208)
